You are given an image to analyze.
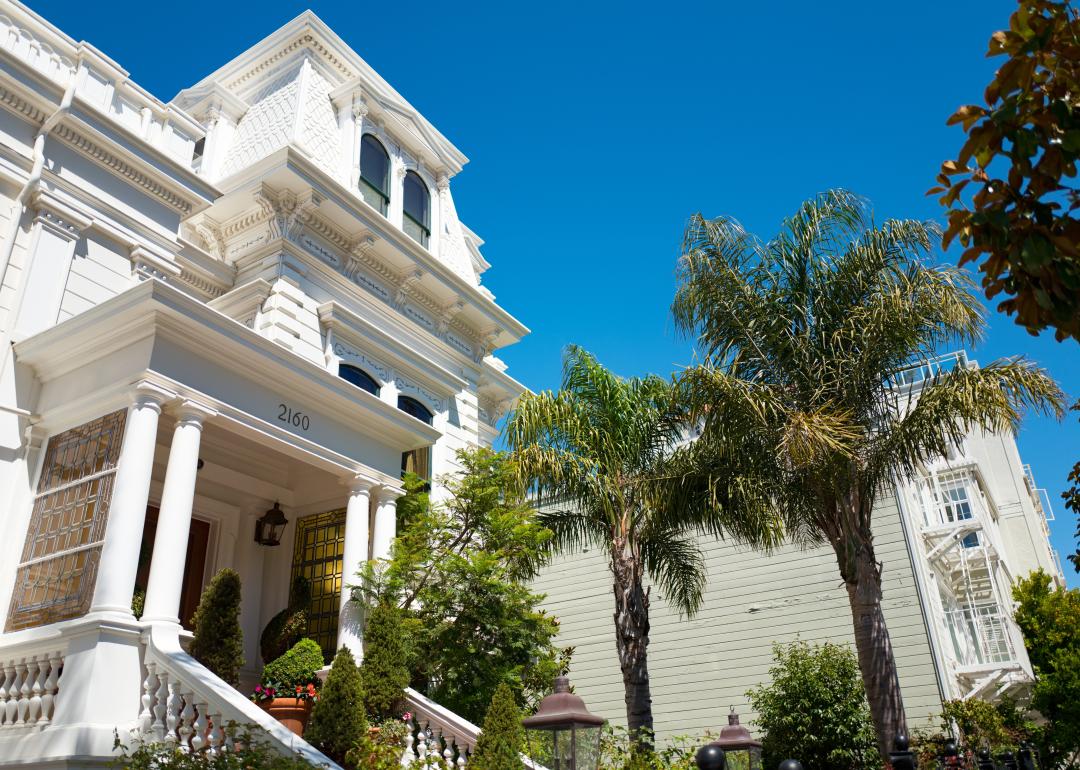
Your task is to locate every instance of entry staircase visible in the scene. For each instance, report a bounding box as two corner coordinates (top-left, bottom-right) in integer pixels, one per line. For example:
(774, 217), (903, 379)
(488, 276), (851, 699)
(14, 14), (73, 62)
(0, 620), (493, 768)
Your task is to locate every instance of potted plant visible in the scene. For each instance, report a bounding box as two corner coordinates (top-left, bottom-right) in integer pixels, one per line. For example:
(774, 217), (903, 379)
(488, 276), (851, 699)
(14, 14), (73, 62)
(252, 638), (324, 736)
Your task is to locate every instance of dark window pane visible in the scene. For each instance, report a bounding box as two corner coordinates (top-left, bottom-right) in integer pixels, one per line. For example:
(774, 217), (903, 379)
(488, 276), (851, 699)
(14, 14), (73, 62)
(338, 364), (380, 396)
(397, 395), (433, 424)
(403, 171), (430, 246)
(359, 135), (390, 215)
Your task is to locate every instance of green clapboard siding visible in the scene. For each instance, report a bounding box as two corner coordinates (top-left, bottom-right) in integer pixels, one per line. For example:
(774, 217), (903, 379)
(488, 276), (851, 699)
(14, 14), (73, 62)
(533, 490), (944, 744)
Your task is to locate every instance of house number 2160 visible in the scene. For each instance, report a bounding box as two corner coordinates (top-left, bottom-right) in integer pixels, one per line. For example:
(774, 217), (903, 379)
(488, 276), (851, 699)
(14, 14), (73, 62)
(277, 403), (311, 431)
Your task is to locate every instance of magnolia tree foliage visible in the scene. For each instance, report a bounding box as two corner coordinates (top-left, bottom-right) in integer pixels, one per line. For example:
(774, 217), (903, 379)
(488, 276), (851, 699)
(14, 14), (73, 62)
(747, 640), (879, 770)
(933, 0), (1080, 341)
(1012, 570), (1080, 769)
(1065, 401), (1080, 573)
(359, 447), (567, 724)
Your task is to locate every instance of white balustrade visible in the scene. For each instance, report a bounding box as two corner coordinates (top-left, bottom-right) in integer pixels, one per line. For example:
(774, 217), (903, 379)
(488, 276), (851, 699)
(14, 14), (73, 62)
(131, 624), (339, 765)
(0, 650), (64, 729)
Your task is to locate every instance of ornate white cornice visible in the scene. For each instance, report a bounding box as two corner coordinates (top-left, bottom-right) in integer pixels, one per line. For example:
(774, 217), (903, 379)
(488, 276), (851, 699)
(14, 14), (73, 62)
(0, 84), (48, 125)
(52, 124), (197, 214)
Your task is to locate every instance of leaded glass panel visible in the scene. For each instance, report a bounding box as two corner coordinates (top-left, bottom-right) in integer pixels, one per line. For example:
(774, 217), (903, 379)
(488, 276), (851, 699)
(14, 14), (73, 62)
(6, 410), (126, 632)
(290, 509), (347, 661)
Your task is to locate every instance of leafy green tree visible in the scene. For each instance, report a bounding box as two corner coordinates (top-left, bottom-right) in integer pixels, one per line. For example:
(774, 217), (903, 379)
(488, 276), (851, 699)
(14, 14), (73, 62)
(361, 448), (566, 724)
(670, 190), (1064, 755)
(470, 683), (525, 770)
(505, 347), (777, 750)
(189, 568), (245, 687)
(747, 640), (879, 770)
(306, 646), (367, 767)
(933, 0), (1080, 341)
(1065, 401), (1080, 573)
(1012, 570), (1080, 769)
(359, 603), (409, 723)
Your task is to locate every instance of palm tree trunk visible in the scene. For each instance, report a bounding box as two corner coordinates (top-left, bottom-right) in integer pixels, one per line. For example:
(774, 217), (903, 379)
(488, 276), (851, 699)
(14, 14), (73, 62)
(611, 547), (653, 751)
(833, 525), (907, 759)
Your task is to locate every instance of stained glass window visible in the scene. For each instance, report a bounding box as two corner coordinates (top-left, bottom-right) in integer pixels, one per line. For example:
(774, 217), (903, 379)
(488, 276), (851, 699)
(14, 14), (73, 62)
(6, 410), (127, 632)
(290, 508), (347, 662)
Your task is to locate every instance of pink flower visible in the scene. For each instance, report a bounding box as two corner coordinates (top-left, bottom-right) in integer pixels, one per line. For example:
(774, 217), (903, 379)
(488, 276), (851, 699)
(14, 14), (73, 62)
(402, 712), (413, 722)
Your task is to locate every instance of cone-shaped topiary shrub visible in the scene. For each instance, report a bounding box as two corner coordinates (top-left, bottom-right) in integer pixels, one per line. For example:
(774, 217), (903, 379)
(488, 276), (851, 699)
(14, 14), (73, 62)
(261, 637), (324, 691)
(306, 646), (367, 766)
(260, 576), (311, 664)
(189, 568), (244, 686)
(470, 682), (525, 770)
(359, 602), (410, 722)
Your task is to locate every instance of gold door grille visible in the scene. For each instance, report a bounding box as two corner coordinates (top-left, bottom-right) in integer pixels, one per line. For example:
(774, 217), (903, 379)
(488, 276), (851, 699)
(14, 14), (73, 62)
(7, 410), (127, 632)
(290, 509), (346, 661)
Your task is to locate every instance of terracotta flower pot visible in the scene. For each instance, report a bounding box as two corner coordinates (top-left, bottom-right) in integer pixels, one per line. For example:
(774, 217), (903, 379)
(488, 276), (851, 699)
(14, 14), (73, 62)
(258, 697), (314, 736)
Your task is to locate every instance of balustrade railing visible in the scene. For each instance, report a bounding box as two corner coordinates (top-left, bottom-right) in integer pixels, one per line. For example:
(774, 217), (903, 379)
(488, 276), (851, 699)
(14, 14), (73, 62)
(135, 624), (339, 766)
(402, 688), (545, 769)
(0, 649), (63, 730)
(403, 687), (477, 767)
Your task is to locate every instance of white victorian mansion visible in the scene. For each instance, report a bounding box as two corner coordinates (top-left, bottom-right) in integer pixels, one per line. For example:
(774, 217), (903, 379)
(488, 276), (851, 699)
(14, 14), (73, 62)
(0, 1), (525, 766)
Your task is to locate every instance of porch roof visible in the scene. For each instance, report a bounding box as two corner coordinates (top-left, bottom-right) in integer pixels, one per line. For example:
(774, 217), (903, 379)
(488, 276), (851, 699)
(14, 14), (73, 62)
(14, 278), (440, 479)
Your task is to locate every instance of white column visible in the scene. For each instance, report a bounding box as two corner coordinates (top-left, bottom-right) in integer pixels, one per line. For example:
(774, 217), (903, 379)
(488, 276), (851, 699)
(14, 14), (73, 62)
(142, 401), (215, 624)
(337, 475), (378, 657)
(370, 484), (405, 562)
(90, 382), (173, 616)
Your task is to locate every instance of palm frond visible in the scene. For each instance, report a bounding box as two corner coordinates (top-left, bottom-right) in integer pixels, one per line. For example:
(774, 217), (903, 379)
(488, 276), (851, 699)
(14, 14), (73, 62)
(638, 528), (707, 618)
(869, 359), (1066, 486)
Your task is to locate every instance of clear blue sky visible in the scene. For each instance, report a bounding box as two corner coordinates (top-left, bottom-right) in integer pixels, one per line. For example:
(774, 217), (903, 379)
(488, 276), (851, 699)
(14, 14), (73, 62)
(39, 0), (1078, 585)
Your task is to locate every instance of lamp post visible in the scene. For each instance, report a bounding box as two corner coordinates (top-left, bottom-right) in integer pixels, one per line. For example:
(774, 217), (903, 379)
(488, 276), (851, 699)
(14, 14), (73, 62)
(254, 501), (288, 546)
(522, 676), (606, 770)
(708, 708), (763, 770)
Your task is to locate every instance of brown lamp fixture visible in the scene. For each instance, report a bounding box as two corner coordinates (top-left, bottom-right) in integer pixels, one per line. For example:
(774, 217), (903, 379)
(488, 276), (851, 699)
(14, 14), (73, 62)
(254, 501), (288, 546)
(710, 707), (763, 770)
(522, 675), (606, 770)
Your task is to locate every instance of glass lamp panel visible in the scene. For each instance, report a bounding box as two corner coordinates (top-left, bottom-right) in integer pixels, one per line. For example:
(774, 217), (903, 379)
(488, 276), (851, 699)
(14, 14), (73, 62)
(555, 727), (574, 770)
(726, 749), (751, 770)
(575, 725), (603, 770)
(525, 729), (556, 769)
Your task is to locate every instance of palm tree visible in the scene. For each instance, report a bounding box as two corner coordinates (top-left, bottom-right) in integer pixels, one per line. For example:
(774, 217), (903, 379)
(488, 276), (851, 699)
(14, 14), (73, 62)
(670, 190), (1065, 757)
(504, 346), (776, 750)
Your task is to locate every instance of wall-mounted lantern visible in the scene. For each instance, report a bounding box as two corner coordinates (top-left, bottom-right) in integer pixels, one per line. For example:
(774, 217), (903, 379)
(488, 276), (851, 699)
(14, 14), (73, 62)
(522, 675), (606, 770)
(254, 502), (288, 546)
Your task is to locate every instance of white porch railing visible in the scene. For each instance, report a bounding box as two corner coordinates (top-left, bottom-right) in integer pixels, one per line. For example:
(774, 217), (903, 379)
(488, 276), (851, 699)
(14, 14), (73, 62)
(0, 642), (64, 730)
(402, 687), (546, 769)
(135, 623), (340, 766)
(403, 687), (478, 767)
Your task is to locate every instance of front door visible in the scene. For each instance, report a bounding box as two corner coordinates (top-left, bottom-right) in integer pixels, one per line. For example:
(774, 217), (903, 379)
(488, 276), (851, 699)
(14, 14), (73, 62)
(135, 506), (212, 629)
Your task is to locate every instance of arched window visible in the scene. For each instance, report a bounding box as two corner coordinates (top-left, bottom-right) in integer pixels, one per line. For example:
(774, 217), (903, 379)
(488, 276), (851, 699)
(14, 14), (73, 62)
(397, 395), (433, 424)
(402, 171), (430, 247)
(338, 364), (380, 396)
(398, 395), (433, 480)
(359, 134), (390, 215)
